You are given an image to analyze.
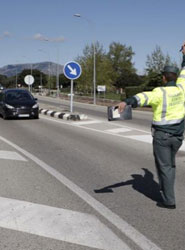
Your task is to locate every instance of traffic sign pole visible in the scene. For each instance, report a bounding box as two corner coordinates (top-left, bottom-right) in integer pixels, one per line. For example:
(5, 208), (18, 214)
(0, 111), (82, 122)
(70, 80), (74, 113)
(63, 61), (82, 113)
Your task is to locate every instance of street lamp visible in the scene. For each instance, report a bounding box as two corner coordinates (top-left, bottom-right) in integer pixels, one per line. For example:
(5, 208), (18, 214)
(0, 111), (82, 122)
(73, 14), (96, 105)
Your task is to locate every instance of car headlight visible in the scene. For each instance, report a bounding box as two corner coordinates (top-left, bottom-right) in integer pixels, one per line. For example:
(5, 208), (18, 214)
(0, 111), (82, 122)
(5, 104), (14, 109)
(32, 103), (39, 109)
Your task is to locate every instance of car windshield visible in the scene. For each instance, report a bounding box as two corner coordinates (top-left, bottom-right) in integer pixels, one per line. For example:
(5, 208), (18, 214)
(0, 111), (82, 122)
(5, 91), (33, 102)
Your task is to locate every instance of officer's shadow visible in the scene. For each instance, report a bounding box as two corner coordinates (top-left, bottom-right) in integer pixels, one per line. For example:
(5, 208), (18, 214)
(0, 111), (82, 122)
(94, 168), (162, 202)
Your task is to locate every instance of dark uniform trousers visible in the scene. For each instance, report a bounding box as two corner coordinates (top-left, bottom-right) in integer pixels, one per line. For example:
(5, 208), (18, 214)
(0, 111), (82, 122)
(153, 130), (183, 205)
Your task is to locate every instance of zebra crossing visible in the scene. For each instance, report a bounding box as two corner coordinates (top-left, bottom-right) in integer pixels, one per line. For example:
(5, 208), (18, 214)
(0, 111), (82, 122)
(0, 150), (27, 161)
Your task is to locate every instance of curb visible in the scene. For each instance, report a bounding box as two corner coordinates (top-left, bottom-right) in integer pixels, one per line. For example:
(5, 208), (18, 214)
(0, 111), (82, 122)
(39, 109), (88, 121)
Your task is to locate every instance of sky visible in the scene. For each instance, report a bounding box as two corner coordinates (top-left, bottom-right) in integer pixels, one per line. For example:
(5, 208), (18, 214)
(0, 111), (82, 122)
(0, 0), (185, 74)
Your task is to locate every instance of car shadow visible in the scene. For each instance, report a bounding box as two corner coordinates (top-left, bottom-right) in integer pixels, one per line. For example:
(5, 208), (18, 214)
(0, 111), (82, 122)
(94, 168), (162, 202)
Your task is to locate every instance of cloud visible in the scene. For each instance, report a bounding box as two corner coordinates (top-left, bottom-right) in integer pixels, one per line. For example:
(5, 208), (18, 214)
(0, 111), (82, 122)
(3, 31), (11, 37)
(33, 33), (65, 43)
(33, 33), (49, 41)
(0, 31), (12, 40)
(50, 37), (65, 42)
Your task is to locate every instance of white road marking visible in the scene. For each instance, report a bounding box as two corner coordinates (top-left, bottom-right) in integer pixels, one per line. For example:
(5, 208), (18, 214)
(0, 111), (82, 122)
(74, 120), (102, 126)
(123, 135), (185, 152)
(178, 141), (185, 151)
(124, 135), (153, 144)
(0, 197), (128, 250)
(41, 117), (185, 152)
(0, 150), (27, 161)
(106, 128), (131, 133)
(0, 135), (162, 250)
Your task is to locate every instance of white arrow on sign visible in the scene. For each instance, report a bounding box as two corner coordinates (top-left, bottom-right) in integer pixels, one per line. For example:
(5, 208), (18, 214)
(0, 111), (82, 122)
(67, 65), (77, 75)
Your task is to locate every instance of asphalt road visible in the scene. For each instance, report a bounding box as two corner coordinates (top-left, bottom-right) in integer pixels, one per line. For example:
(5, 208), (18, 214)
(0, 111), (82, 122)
(37, 95), (152, 130)
(0, 96), (185, 250)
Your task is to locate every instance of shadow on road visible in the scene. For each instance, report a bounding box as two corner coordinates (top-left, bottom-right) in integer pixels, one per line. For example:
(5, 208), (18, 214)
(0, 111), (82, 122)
(94, 168), (162, 202)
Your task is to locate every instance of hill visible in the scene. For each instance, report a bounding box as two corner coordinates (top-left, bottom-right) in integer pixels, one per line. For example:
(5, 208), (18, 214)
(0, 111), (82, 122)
(0, 62), (64, 77)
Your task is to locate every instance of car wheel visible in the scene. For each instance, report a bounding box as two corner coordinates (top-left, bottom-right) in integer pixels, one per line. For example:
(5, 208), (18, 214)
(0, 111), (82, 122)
(2, 112), (8, 120)
(34, 115), (39, 119)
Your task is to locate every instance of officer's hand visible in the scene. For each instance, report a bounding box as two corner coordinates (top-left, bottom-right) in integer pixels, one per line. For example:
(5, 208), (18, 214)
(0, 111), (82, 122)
(118, 102), (127, 113)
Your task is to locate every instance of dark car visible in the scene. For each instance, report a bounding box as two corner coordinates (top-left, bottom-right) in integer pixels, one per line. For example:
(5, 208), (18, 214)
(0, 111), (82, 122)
(0, 88), (39, 119)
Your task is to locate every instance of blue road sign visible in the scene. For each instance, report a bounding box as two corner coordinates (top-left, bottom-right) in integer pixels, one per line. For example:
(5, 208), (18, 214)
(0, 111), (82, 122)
(63, 61), (82, 80)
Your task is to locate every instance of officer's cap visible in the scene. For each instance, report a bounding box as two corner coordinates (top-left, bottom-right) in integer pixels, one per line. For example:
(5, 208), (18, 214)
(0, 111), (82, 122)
(162, 66), (179, 75)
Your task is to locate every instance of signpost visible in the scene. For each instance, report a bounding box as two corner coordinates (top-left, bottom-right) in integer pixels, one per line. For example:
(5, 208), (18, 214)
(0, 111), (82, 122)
(97, 85), (106, 99)
(97, 85), (106, 92)
(63, 61), (82, 113)
(24, 75), (34, 92)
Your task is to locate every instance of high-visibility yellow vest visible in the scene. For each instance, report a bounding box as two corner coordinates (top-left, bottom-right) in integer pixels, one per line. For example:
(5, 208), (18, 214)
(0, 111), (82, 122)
(134, 85), (185, 125)
(177, 67), (185, 92)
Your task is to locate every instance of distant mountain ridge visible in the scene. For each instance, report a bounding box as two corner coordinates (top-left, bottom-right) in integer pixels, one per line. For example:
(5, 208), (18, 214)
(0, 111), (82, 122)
(0, 62), (64, 77)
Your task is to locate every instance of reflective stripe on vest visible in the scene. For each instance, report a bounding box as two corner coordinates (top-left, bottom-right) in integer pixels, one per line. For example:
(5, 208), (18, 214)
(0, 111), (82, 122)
(160, 87), (167, 120)
(134, 95), (141, 105)
(142, 92), (148, 106)
(134, 93), (148, 106)
(177, 83), (185, 111)
(152, 87), (184, 126)
(152, 118), (184, 125)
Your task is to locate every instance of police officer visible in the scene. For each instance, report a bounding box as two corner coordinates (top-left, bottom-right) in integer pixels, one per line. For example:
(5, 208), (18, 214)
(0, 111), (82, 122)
(118, 44), (185, 209)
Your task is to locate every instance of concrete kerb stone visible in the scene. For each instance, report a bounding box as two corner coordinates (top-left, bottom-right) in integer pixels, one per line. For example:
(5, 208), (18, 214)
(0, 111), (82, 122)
(39, 108), (88, 121)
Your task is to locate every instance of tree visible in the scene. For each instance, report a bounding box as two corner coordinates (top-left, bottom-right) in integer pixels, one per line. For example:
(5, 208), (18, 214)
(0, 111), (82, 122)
(107, 42), (136, 89)
(145, 45), (178, 87)
(59, 74), (70, 89)
(0, 74), (8, 87)
(5, 76), (15, 88)
(76, 42), (114, 93)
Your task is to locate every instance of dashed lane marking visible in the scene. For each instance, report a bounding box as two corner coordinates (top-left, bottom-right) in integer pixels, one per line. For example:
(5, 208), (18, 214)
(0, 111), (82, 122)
(0, 150), (27, 161)
(106, 128), (132, 133)
(124, 135), (153, 144)
(74, 120), (102, 126)
(0, 196), (129, 250)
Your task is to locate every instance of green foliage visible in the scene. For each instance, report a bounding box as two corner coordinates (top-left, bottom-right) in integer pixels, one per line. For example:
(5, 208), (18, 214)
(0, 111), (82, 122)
(125, 86), (154, 98)
(145, 71), (163, 87)
(146, 45), (165, 74)
(145, 45), (178, 87)
(146, 45), (178, 74)
(75, 41), (114, 93)
(125, 86), (144, 98)
(5, 76), (15, 88)
(120, 92), (126, 101)
(0, 74), (8, 87)
(107, 42), (137, 88)
(59, 74), (70, 88)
